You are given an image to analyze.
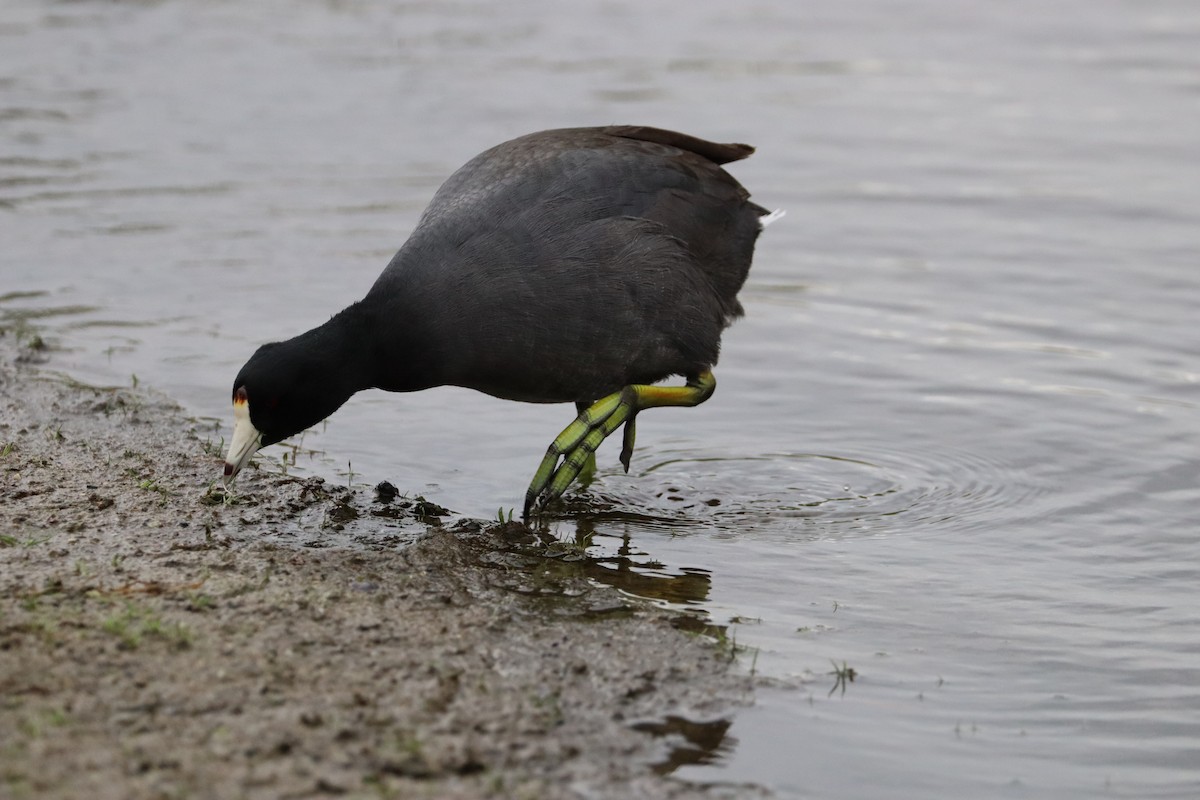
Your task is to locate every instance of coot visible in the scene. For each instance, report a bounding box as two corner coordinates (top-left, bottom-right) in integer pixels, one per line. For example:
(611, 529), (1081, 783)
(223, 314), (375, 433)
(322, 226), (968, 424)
(223, 125), (777, 517)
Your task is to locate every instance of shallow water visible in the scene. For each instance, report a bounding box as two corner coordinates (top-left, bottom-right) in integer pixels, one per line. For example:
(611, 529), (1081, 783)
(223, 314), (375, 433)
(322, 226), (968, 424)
(4, 0), (1200, 797)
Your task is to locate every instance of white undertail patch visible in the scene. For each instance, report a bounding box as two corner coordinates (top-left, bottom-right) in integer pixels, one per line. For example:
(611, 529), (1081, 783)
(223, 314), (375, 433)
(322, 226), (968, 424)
(758, 208), (787, 229)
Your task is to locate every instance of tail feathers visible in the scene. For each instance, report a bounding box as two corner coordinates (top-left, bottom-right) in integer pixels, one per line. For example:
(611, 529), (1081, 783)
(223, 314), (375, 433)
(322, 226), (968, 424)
(604, 125), (756, 165)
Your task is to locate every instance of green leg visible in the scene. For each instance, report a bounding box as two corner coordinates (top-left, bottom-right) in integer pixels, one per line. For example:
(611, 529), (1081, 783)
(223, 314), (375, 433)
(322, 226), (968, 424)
(523, 371), (716, 518)
(574, 401), (598, 485)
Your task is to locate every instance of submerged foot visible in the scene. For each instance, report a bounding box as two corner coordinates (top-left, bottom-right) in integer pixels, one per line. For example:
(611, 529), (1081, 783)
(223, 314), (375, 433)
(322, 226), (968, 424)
(522, 371), (715, 518)
(523, 389), (637, 518)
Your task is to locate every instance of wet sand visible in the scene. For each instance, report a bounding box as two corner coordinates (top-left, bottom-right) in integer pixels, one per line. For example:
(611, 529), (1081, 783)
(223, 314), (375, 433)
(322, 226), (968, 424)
(0, 329), (765, 800)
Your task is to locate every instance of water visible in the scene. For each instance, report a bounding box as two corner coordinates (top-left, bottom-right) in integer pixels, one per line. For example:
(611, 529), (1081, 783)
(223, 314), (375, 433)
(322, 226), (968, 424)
(4, 0), (1199, 796)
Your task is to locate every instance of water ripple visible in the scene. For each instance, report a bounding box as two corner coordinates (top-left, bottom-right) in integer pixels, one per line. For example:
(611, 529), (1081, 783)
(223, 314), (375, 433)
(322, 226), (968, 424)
(564, 444), (1046, 539)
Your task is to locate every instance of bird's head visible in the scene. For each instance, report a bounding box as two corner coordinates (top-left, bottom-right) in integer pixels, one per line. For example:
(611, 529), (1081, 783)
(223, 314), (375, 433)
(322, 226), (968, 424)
(222, 339), (348, 485)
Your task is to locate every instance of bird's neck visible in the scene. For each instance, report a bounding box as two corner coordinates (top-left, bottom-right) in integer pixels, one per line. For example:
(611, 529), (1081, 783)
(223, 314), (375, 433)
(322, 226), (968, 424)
(289, 301), (378, 406)
(309, 292), (444, 395)
(359, 259), (450, 393)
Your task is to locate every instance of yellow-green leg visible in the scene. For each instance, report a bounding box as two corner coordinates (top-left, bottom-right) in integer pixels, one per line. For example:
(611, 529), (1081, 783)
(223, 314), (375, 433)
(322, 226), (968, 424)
(574, 401), (598, 486)
(523, 371), (717, 518)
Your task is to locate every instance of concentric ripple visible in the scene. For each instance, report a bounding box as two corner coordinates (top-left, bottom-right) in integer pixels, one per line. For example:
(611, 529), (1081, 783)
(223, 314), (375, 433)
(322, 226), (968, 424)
(562, 443), (1047, 539)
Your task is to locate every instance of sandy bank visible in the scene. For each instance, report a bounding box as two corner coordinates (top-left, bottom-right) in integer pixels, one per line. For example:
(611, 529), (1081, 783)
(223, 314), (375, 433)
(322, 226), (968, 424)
(0, 327), (765, 800)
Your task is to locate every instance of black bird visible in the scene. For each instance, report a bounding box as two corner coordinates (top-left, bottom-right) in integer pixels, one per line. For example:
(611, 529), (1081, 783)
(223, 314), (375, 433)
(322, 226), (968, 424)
(222, 125), (779, 517)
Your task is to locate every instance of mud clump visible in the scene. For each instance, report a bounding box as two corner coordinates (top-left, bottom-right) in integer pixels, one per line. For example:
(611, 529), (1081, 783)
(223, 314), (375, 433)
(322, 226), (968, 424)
(0, 330), (765, 800)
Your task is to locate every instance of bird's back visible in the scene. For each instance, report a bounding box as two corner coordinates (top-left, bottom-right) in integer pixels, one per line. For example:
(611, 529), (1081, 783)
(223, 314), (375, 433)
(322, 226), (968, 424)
(404, 126), (763, 313)
(367, 126), (768, 402)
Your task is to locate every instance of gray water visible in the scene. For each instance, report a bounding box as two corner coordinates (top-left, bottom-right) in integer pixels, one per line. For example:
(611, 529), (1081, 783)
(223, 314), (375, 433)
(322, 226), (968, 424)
(4, 0), (1199, 796)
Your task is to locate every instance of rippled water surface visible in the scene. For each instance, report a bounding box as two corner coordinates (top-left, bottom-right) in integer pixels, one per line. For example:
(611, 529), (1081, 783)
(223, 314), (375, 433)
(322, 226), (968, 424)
(4, 1), (1199, 797)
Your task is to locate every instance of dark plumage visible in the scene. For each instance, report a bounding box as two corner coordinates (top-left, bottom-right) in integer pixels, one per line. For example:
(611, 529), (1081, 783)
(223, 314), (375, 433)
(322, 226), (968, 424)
(224, 125), (773, 513)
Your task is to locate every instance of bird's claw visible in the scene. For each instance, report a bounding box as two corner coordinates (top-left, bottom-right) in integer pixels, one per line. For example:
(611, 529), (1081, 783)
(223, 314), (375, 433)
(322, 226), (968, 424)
(521, 371), (714, 519)
(523, 389), (636, 519)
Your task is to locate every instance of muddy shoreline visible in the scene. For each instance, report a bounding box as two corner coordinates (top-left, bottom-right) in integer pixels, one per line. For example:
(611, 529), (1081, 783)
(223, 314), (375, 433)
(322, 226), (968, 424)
(0, 328), (765, 799)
